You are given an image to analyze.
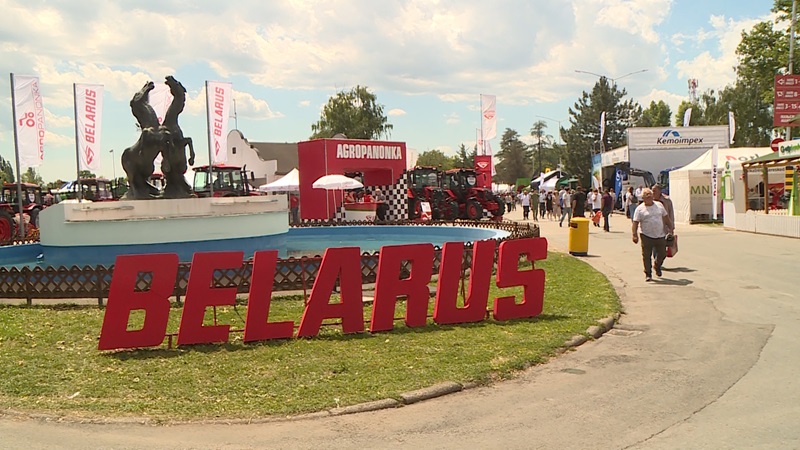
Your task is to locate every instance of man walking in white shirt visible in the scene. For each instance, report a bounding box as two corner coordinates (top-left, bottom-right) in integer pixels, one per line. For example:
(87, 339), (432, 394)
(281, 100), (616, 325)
(632, 188), (674, 282)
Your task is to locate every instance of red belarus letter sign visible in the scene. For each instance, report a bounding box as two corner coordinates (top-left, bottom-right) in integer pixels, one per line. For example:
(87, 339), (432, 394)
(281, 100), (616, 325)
(98, 254), (178, 350)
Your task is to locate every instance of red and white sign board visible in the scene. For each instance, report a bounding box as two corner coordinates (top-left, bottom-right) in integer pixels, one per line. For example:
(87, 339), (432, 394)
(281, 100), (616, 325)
(771, 137), (785, 152)
(420, 202), (432, 221)
(774, 75), (800, 126)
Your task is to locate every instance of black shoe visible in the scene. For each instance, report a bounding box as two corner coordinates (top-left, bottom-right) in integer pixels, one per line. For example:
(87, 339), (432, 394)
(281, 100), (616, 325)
(655, 266), (662, 277)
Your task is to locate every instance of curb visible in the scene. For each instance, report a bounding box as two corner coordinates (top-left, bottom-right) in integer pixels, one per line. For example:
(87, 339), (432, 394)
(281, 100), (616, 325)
(399, 381), (463, 405)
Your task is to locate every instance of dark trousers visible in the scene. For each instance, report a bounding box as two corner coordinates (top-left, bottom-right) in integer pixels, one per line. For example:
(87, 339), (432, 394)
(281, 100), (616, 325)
(602, 209), (611, 231)
(522, 205), (530, 219)
(640, 233), (667, 276)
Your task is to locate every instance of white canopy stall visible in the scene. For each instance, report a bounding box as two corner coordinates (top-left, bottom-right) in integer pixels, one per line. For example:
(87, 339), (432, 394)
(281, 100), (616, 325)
(258, 168), (299, 192)
(669, 147), (771, 223)
(531, 170), (566, 192)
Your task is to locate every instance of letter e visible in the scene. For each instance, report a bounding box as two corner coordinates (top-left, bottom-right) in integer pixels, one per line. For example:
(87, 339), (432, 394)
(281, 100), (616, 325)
(177, 251), (243, 345)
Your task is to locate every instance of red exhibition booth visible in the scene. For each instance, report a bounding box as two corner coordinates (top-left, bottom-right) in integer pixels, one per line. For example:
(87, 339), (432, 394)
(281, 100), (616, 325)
(298, 138), (407, 220)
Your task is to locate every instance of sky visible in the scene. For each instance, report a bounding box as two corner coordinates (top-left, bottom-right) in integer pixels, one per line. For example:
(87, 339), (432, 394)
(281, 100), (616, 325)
(0, 0), (777, 183)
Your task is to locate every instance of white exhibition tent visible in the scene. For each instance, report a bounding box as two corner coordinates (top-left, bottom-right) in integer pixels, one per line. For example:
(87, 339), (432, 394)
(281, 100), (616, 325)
(258, 168), (299, 192)
(531, 170), (565, 192)
(669, 147), (771, 223)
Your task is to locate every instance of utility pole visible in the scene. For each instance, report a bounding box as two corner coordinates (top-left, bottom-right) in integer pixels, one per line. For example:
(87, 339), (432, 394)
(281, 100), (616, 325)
(789, 0), (797, 141)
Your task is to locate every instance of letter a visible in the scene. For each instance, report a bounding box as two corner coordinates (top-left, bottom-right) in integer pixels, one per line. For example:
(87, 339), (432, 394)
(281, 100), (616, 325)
(493, 238), (548, 321)
(98, 253), (179, 350)
(297, 247), (365, 337)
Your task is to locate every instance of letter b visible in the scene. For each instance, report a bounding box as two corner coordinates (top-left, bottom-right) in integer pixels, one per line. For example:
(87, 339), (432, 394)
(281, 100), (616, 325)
(98, 254), (179, 350)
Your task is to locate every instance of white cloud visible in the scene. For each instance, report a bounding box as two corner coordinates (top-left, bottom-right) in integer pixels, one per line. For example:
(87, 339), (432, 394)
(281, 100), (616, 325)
(445, 113), (460, 125)
(388, 108), (406, 117)
(298, 100), (311, 107)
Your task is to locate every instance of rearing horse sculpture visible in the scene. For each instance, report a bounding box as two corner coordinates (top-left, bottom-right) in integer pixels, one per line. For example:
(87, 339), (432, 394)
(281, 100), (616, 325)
(160, 76), (195, 199)
(121, 81), (167, 199)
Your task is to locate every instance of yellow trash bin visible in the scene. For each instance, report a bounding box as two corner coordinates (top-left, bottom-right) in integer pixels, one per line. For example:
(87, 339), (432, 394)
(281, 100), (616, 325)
(568, 217), (590, 256)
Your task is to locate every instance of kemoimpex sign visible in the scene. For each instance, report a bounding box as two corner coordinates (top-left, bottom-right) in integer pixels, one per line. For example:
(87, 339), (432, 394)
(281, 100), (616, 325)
(627, 126), (730, 151)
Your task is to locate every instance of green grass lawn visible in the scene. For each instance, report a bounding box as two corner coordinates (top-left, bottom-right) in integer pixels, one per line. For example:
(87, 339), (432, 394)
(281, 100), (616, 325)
(0, 252), (619, 421)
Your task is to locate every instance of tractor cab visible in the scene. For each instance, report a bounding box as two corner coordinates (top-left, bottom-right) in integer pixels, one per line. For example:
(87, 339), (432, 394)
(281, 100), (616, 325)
(193, 165), (258, 197)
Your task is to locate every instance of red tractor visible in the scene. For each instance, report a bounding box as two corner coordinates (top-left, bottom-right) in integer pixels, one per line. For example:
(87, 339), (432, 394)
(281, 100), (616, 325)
(442, 168), (505, 220)
(0, 182), (44, 243)
(192, 165), (260, 197)
(406, 166), (459, 220)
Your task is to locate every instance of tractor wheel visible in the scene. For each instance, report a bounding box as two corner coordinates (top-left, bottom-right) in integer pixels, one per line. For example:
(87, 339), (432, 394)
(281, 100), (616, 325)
(444, 201), (459, 221)
(28, 208), (40, 228)
(408, 198), (421, 219)
(0, 210), (15, 244)
(491, 199), (505, 217)
(465, 200), (483, 220)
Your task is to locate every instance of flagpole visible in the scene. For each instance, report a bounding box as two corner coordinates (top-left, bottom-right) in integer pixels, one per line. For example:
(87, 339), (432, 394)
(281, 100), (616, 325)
(72, 83), (84, 203)
(479, 94), (484, 156)
(9, 73), (25, 239)
(205, 81), (214, 197)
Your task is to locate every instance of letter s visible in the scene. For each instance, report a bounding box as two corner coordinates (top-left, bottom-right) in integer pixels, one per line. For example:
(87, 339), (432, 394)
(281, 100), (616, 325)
(493, 238), (547, 321)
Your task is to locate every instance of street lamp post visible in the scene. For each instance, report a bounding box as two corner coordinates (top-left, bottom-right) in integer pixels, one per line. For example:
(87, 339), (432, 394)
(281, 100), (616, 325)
(574, 69), (648, 85)
(535, 115), (567, 170)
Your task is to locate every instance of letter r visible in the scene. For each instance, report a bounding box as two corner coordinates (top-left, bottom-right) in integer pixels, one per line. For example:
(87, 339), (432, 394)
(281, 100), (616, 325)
(98, 254), (179, 350)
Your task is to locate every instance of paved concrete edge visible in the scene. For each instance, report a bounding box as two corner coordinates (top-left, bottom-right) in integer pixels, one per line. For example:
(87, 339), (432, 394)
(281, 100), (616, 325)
(329, 398), (401, 416)
(399, 381), (463, 405)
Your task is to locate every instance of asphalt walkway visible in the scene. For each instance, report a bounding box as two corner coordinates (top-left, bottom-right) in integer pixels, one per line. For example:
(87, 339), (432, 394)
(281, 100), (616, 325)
(2, 207), (799, 449)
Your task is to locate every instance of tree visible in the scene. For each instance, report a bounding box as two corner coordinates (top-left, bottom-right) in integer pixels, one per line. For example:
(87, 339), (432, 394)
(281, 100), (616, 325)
(79, 170), (96, 179)
(415, 149), (455, 170)
(494, 128), (533, 184)
(562, 77), (641, 186)
(21, 167), (43, 185)
(453, 143), (476, 168)
(639, 100), (672, 127)
(310, 86), (393, 140)
(531, 120), (559, 177)
(0, 156), (13, 184)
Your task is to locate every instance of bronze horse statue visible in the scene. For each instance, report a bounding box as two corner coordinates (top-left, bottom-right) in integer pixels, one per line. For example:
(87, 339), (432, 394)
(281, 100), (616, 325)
(121, 76), (196, 199)
(121, 81), (167, 199)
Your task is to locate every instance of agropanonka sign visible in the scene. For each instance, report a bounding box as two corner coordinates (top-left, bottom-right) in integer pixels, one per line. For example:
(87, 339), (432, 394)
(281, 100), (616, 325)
(98, 238), (547, 351)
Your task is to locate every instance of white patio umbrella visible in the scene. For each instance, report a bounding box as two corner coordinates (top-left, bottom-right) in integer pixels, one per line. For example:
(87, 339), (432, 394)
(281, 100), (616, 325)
(259, 168), (300, 192)
(312, 174), (364, 190)
(312, 174), (364, 217)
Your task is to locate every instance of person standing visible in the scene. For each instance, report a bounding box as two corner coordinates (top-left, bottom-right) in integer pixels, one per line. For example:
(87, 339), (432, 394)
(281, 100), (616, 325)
(591, 188), (602, 227)
(653, 185), (674, 231)
(539, 189), (547, 219)
(530, 189), (540, 221)
(572, 187), (587, 218)
(631, 188), (674, 282)
(546, 191), (555, 220)
(518, 190), (531, 220)
(289, 193), (300, 225)
(559, 188), (572, 227)
(601, 188), (613, 232)
(625, 187), (635, 219)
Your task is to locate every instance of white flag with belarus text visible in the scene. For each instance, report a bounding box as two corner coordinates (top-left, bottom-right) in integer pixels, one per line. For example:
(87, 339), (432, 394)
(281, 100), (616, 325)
(480, 94), (496, 140)
(13, 75), (45, 168)
(75, 84), (104, 172)
(206, 81), (232, 164)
